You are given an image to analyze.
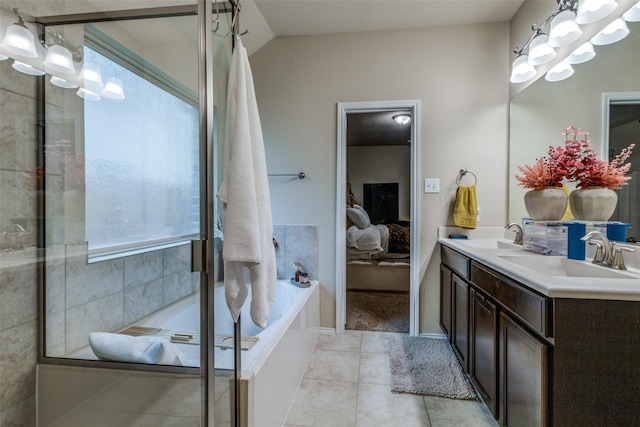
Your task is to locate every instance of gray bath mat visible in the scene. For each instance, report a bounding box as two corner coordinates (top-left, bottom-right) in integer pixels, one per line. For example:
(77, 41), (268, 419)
(388, 336), (477, 400)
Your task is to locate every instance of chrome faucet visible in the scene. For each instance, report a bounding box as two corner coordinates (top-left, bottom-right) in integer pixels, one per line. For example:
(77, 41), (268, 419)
(505, 223), (523, 245)
(581, 231), (615, 266)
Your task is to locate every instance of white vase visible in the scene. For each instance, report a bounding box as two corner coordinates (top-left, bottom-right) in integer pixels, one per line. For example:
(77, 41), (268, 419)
(524, 187), (568, 221)
(569, 187), (618, 221)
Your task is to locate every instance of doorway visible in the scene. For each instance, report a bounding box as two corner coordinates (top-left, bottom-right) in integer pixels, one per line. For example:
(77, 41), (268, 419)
(336, 100), (420, 336)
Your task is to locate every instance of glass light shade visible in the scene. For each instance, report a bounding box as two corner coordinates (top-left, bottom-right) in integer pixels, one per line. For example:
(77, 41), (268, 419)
(50, 76), (78, 89)
(527, 34), (556, 66)
(43, 44), (75, 74)
(548, 10), (583, 47)
(622, 1), (640, 22)
(1, 23), (38, 58)
(591, 18), (629, 45)
(392, 114), (410, 125)
(545, 61), (574, 82)
(510, 55), (536, 84)
(12, 60), (45, 76)
(576, 0), (618, 24)
(77, 87), (101, 101)
(565, 41), (596, 64)
(78, 62), (104, 91)
(101, 77), (125, 100)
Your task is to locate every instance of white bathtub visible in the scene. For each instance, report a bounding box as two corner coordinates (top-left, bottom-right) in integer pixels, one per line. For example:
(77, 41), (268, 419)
(130, 279), (318, 372)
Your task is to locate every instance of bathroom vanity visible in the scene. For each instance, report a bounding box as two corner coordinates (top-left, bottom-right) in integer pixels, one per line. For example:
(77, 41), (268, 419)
(439, 238), (640, 426)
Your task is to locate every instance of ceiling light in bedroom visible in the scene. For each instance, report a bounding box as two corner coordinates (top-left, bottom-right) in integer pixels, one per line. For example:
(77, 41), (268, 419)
(393, 114), (411, 125)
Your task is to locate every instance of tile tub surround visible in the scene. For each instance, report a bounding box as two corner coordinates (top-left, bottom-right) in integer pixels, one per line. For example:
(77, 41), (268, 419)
(273, 225), (318, 280)
(284, 330), (497, 426)
(46, 242), (199, 358)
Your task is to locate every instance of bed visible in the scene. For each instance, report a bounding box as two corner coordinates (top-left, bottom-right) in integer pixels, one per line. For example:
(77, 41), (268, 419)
(345, 186), (411, 291)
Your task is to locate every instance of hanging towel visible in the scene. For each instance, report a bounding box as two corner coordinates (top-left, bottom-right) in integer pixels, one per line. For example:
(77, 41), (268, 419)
(216, 36), (276, 329)
(453, 185), (478, 229)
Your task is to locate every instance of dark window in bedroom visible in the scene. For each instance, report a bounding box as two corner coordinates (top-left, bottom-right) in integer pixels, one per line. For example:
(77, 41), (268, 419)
(363, 183), (398, 223)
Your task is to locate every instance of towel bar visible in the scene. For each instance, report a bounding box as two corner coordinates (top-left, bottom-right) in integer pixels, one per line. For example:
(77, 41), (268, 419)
(456, 169), (477, 186)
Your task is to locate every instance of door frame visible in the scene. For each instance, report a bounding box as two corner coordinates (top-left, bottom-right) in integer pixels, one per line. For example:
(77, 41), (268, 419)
(336, 99), (421, 336)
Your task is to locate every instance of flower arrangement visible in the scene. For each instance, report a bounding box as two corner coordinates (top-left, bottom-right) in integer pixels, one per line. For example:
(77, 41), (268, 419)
(515, 145), (568, 189)
(516, 126), (635, 190)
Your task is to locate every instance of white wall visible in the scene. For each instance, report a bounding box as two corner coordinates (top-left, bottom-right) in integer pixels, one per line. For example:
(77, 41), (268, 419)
(250, 22), (511, 333)
(347, 145), (411, 221)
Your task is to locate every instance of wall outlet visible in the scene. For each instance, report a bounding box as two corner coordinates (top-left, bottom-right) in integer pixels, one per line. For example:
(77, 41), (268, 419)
(424, 178), (440, 194)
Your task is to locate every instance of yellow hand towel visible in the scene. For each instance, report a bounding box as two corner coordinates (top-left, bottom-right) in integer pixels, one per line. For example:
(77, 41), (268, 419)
(453, 185), (478, 229)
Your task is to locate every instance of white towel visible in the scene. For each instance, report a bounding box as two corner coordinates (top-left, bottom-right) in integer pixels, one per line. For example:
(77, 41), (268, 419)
(216, 36), (277, 329)
(88, 332), (187, 366)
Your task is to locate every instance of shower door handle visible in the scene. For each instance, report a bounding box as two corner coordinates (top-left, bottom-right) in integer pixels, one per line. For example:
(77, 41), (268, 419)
(191, 239), (207, 273)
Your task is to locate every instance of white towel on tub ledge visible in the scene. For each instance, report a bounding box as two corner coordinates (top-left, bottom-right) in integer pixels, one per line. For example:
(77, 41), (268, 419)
(89, 332), (187, 366)
(216, 35), (276, 329)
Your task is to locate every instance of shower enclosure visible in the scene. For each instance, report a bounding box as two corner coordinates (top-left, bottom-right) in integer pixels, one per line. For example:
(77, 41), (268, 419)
(0, 1), (236, 425)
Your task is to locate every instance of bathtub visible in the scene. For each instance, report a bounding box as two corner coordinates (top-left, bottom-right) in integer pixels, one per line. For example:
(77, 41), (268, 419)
(131, 278), (320, 426)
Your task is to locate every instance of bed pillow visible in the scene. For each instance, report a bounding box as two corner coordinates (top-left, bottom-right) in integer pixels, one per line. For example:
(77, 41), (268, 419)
(346, 204), (371, 229)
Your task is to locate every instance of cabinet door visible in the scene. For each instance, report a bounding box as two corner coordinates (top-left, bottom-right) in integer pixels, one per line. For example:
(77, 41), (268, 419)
(452, 274), (469, 371)
(499, 313), (548, 427)
(440, 264), (453, 341)
(470, 288), (498, 418)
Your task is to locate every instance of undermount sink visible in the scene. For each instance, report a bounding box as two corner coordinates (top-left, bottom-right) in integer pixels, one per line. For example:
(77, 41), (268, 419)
(498, 255), (635, 279)
(455, 239), (522, 250)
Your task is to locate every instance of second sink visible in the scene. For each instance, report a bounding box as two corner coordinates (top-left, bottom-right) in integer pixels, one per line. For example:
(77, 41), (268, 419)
(498, 255), (635, 279)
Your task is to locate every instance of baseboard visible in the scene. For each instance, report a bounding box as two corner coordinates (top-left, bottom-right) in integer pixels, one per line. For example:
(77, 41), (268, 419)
(319, 327), (336, 335)
(419, 332), (447, 339)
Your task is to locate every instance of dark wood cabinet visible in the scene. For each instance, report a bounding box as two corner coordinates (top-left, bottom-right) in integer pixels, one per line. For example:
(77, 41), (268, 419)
(439, 264), (452, 341)
(470, 288), (498, 417)
(499, 313), (548, 427)
(452, 274), (469, 371)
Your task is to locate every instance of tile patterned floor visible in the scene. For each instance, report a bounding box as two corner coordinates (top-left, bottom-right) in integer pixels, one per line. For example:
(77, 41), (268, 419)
(284, 330), (499, 427)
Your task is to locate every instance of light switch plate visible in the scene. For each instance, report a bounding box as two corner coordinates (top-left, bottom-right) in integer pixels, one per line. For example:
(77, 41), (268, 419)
(424, 178), (440, 193)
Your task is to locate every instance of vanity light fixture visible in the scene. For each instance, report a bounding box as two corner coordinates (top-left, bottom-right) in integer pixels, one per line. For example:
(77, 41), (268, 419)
(527, 33), (557, 65)
(622, 0), (640, 21)
(576, 0), (618, 25)
(510, 55), (537, 83)
(101, 77), (126, 101)
(12, 60), (45, 76)
(77, 87), (101, 101)
(565, 41), (596, 64)
(43, 44), (75, 74)
(50, 75), (78, 89)
(1, 15), (38, 58)
(78, 62), (104, 91)
(392, 113), (411, 125)
(548, 9), (583, 47)
(591, 17), (629, 45)
(545, 60), (574, 82)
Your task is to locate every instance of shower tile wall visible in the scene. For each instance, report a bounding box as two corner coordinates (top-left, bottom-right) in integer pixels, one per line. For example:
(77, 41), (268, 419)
(273, 225), (318, 280)
(0, 57), (42, 426)
(46, 243), (198, 357)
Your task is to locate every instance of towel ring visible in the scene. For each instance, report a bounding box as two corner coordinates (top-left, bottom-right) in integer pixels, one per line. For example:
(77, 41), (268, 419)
(456, 169), (477, 186)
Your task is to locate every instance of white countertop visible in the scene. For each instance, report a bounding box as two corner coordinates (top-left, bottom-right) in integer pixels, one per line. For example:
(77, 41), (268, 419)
(438, 227), (640, 301)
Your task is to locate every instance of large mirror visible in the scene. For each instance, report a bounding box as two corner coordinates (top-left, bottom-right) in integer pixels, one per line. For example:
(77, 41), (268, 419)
(509, 20), (640, 234)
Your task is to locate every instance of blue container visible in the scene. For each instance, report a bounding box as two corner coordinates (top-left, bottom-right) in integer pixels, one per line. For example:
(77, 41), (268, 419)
(607, 223), (631, 242)
(565, 222), (586, 260)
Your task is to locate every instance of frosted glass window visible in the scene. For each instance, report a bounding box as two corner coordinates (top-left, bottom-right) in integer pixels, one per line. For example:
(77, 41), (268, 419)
(84, 46), (199, 254)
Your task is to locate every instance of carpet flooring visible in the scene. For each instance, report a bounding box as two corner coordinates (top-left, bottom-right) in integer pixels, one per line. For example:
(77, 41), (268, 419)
(345, 290), (409, 333)
(388, 335), (477, 400)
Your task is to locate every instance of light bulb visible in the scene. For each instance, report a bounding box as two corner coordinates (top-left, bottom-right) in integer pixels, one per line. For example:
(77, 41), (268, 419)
(1, 21), (38, 58)
(548, 10), (583, 47)
(510, 55), (536, 84)
(576, 0), (618, 24)
(43, 44), (75, 74)
(528, 34), (556, 66)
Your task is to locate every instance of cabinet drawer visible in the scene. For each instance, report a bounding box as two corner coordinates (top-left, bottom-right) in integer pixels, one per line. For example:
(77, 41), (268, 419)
(471, 261), (551, 337)
(441, 246), (470, 280)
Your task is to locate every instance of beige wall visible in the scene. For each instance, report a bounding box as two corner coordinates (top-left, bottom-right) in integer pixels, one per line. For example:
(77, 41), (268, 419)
(250, 22), (511, 333)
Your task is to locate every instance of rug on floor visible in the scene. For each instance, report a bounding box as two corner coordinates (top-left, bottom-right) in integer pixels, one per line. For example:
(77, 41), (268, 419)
(388, 335), (477, 400)
(345, 290), (409, 333)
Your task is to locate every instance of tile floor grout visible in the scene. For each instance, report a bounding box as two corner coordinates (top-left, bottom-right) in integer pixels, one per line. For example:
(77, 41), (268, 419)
(284, 330), (499, 427)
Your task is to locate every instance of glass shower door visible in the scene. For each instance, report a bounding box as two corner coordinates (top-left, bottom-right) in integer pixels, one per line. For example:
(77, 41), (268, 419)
(29, 2), (234, 426)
